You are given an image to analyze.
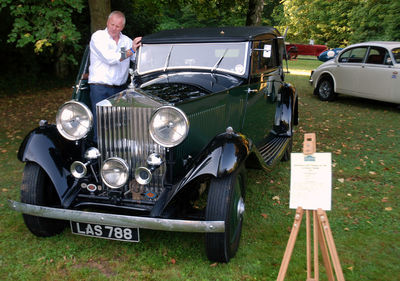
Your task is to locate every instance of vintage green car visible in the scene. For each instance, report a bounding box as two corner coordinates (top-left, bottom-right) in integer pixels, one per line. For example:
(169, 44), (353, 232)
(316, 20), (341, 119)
(11, 26), (298, 262)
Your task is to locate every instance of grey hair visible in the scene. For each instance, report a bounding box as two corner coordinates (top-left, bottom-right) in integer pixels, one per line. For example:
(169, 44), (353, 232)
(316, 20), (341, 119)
(108, 11), (126, 26)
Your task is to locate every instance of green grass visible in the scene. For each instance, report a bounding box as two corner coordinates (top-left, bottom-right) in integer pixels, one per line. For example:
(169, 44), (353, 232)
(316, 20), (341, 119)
(0, 60), (399, 280)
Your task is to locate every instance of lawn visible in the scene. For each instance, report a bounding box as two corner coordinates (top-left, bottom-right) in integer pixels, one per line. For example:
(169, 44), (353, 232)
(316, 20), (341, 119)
(0, 57), (399, 281)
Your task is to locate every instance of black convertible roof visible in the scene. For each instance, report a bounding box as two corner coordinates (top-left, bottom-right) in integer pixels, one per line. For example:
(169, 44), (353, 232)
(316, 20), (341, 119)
(142, 26), (281, 44)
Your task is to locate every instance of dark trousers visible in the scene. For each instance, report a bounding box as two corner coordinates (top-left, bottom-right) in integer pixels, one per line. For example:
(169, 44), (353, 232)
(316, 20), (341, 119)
(89, 84), (126, 141)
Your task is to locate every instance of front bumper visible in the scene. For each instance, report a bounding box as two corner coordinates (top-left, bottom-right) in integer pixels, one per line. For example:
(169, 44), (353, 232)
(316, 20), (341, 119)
(8, 200), (224, 233)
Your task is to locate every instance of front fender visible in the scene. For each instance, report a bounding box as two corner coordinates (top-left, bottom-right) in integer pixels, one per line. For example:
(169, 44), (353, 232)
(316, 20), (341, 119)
(151, 131), (250, 217)
(18, 124), (81, 202)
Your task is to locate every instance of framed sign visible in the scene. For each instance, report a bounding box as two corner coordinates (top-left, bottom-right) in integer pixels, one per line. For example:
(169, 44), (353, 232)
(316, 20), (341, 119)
(289, 153), (332, 210)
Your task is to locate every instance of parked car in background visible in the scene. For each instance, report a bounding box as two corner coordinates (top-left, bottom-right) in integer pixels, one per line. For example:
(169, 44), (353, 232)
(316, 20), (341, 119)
(10, 26), (298, 263)
(310, 41), (400, 103)
(317, 48), (343, 62)
(285, 43), (327, 60)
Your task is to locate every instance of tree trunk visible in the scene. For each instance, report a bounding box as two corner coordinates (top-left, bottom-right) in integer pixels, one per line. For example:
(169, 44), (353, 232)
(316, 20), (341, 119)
(246, 0), (264, 26)
(88, 0), (111, 34)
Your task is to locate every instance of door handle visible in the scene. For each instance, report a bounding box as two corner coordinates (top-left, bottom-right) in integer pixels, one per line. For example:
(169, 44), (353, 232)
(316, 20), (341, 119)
(246, 88), (258, 94)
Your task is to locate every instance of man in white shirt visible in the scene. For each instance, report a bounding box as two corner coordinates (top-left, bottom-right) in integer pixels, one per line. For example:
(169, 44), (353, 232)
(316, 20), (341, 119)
(88, 10), (142, 140)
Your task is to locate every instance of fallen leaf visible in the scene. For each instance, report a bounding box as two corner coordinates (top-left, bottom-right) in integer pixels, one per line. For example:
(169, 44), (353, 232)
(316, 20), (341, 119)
(381, 197), (389, 203)
(337, 178), (344, 183)
(348, 266), (354, 271)
(344, 228), (350, 231)
(272, 196), (280, 201)
(261, 213), (268, 219)
(170, 258), (176, 264)
(355, 167), (361, 170)
(385, 207), (392, 211)
(210, 262), (218, 267)
(347, 193), (352, 197)
(369, 171), (376, 175)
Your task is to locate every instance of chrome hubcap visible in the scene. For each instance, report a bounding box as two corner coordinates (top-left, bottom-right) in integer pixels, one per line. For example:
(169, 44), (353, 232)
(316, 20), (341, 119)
(237, 197), (245, 219)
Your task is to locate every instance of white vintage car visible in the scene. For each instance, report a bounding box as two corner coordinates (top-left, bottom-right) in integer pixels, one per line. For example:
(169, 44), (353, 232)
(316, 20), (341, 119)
(310, 41), (400, 104)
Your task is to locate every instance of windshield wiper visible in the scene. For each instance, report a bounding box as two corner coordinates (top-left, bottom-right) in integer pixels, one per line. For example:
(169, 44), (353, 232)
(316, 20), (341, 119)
(163, 45), (174, 72)
(211, 48), (228, 72)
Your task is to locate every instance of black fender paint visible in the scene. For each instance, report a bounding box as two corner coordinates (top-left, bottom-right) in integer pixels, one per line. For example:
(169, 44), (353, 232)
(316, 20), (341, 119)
(18, 124), (81, 204)
(150, 131), (251, 217)
(274, 83), (298, 136)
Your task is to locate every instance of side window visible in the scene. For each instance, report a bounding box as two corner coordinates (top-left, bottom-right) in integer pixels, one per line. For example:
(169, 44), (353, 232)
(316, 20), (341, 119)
(251, 39), (278, 74)
(392, 48), (400, 64)
(338, 47), (367, 63)
(366, 47), (388, 65)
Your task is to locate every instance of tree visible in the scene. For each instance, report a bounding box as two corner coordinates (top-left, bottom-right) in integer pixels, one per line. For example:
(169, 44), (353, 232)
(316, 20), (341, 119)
(349, 0), (400, 43)
(1, 0), (85, 77)
(246, 0), (264, 26)
(88, 0), (111, 34)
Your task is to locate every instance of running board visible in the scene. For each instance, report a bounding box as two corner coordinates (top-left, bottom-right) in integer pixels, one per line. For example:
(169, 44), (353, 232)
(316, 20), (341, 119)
(257, 135), (290, 166)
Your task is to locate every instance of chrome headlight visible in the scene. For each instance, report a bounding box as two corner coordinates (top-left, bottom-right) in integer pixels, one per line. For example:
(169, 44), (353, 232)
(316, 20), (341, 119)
(101, 157), (129, 189)
(149, 106), (189, 147)
(56, 101), (93, 140)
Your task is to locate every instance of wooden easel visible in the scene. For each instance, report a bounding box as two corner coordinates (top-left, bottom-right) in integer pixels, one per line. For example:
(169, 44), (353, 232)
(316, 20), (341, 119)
(277, 133), (345, 281)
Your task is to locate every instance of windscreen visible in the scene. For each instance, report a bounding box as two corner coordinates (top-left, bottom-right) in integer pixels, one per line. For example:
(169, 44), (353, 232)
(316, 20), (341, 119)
(137, 42), (249, 76)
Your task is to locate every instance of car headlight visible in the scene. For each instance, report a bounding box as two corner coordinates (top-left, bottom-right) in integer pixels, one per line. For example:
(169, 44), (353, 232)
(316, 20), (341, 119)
(101, 157), (129, 189)
(149, 106), (189, 147)
(56, 101), (93, 140)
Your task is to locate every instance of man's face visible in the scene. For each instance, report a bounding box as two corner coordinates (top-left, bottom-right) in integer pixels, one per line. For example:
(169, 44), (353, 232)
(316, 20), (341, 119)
(107, 14), (125, 39)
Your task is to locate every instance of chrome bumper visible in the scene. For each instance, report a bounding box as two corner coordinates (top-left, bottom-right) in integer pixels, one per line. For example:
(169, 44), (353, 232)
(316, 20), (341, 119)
(8, 200), (224, 233)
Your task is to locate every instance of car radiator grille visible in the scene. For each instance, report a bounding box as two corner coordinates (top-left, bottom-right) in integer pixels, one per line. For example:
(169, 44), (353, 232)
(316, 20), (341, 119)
(97, 105), (166, 202)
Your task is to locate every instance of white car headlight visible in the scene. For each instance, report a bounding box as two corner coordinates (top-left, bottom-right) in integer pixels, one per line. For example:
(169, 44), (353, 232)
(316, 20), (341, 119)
(101, 157), (129, 189)
(149, 106), (189, 147)
(56, 101), (93, 140)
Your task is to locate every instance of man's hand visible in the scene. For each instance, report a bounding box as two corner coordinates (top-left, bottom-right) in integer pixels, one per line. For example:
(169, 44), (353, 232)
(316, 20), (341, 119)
(132, 37), (142, 52)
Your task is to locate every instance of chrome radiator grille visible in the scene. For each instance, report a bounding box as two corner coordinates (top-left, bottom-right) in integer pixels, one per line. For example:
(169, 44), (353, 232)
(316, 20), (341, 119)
(97, 105), (166, 200)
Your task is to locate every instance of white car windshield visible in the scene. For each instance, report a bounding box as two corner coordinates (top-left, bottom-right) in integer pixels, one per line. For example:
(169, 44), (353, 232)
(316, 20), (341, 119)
(137, 42), (249, 76)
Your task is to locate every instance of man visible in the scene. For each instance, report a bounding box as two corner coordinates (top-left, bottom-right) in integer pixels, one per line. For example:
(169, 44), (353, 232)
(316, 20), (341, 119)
(88, 10), (142, 140)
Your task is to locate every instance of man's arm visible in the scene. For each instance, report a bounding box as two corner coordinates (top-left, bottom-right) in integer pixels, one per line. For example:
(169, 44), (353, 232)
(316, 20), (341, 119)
(90, 32), (122, 65)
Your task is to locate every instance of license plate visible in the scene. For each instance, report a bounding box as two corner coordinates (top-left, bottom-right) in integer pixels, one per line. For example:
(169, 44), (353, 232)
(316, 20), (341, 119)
(70, 221), (139, 242)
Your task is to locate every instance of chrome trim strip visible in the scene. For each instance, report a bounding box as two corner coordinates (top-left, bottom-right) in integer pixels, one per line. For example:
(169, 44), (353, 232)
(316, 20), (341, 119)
(9, 200), (224, 233)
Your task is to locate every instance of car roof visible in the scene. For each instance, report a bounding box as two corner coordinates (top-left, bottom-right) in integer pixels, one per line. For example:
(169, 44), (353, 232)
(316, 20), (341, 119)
(142, 26), (281, 44)
(346, 41), (400, 50)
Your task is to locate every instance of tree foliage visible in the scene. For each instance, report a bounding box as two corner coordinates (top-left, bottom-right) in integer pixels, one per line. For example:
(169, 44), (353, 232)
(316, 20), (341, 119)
(1, 0), (399, 87)
(349, 0), (400, 43)
(277, 0), (400, 47)
(1, 0), (84, 64)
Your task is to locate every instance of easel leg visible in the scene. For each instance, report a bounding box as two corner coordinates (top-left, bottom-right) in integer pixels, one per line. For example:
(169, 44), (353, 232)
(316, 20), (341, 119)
(313, 211), (319, 281)
(316, 211), (335, 281)
(317, 209), (345, 281)
(277, 207), (304, 281)
(306, 210), (312, 280)
(306, 210), (319, 281)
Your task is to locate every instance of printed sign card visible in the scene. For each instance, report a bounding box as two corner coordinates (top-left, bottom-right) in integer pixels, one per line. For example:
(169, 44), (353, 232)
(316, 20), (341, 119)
(289, 153), (332, 210)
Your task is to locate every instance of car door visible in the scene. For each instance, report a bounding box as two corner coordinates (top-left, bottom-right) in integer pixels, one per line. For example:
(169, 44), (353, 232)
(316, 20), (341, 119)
(358, 46), (399, 103)
(242, 38), (279, 146)
(333, 47), (368, 96)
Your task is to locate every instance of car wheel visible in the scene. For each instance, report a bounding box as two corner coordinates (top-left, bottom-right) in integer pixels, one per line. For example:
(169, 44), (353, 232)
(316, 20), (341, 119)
(205, 171), (245, 262)
(21, 162), (66, 237)
(317, 77), (337, 101)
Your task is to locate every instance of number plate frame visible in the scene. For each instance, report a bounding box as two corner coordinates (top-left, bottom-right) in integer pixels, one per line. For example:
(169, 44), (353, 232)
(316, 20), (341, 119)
(70, 221), (140, 242)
